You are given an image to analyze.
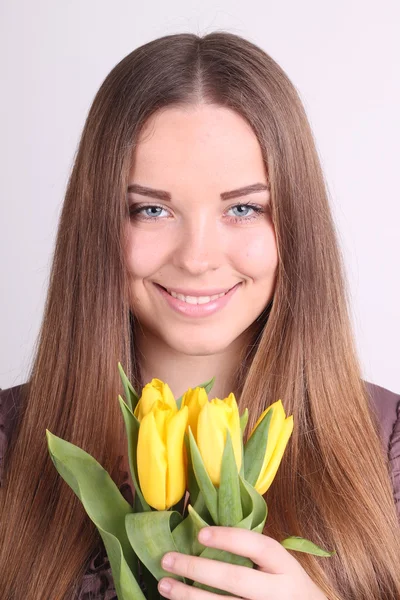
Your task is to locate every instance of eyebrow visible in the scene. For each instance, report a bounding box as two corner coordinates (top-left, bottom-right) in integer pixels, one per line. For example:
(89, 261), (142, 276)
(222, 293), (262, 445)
(126, 182), (270, 201)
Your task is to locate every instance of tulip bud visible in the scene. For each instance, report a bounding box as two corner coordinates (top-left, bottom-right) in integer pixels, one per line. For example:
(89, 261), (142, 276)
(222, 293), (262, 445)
(137, 398), (188, 510)
(248, 400), (293, 495)
(134, 378), (177, 421)
(180, 386), (209, 438)
(195, 392), (242, 486)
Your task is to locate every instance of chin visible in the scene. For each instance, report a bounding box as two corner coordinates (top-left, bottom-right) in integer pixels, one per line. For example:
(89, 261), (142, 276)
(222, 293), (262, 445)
(163, 331), (234, 356)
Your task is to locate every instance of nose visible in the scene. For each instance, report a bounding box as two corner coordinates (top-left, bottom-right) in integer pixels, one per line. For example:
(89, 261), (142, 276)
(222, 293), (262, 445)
(172, 213), (222, 275)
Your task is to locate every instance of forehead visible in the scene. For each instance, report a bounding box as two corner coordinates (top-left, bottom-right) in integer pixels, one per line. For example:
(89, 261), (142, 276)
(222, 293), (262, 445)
(130, 105), (266, 183)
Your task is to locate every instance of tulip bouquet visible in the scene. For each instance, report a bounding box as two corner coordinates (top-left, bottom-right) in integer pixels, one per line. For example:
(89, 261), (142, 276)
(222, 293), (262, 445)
(46, 364), (334, 600)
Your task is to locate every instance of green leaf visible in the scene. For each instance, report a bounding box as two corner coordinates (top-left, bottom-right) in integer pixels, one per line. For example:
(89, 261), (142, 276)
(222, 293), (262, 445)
(171, 504), (209, 556)
(176, 376), (215, 409)
(46, 430), (145, 600)
(118, 361), (140, 412)
(168, 514), (193, 557)
(125, 511), (185, 583)
(239, 476), (268, 532)
(240, 409), (249, 435)
(280, 536), (336, 557)
(200, 375), (216, 395)
(187, 504), (210, 554)
(184, 432), (200, 506)
(191, 490), (212, 524)
(118, 395), (151, 512)
(188, 428), (218, 523)
(193, 547), (253, 594)
(235, 509), (254, 530)
(218, 431), (243, 526)
(243, 407), (273, 487)
(239, 409), (248, 479)
(233, 478), (254, 531)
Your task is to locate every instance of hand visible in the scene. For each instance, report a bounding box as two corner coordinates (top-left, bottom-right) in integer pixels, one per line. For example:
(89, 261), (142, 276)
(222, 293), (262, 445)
(158, 526), (327, 599)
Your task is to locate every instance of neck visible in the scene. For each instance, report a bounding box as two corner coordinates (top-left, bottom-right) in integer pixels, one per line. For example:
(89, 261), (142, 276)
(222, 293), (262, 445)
(134, 327), (255, 401)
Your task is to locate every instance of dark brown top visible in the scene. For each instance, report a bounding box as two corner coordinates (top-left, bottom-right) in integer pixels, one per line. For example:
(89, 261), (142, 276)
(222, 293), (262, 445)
(1, 380), (399, 599)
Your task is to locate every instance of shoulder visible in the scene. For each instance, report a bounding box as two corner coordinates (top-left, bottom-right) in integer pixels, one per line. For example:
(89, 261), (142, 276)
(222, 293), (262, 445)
(0, 383), (27, 432)
(364, 380), (400, 450)
(0, 382), (119, 598)
(364, 379), (400, 511)
(0, 383), (28, 485)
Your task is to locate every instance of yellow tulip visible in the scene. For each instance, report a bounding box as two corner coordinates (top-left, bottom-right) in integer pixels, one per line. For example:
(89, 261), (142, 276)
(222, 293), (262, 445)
(134, 378), (176, 421)
(249, 399), (294, 495)
(137, 398), (188, 510)
(195, 392), (242, 486)
(180, 386), (209, 439)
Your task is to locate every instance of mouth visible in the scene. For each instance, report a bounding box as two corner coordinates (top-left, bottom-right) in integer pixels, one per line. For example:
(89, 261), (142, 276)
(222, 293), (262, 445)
(153, 282), (241, 316)
(155, 283), (237, 304)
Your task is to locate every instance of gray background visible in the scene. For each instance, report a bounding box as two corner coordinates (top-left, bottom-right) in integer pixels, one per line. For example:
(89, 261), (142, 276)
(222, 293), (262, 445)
(1, 0), (399, 392)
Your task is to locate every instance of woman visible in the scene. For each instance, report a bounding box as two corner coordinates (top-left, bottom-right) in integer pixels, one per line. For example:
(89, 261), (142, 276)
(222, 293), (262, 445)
(0, 31), (399, 599)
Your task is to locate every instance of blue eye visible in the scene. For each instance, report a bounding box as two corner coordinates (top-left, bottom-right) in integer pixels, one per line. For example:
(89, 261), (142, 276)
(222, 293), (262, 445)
(129, 204), (169, 221)
(228, 204), (263, 220)
(128, 202), (266, 223)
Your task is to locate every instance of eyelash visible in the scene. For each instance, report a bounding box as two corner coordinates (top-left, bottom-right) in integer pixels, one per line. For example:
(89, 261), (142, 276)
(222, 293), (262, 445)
(128, 201), (266, 223)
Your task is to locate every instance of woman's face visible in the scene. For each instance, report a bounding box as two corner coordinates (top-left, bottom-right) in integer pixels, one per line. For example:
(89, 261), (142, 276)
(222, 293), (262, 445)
(123, 104), (278, 356)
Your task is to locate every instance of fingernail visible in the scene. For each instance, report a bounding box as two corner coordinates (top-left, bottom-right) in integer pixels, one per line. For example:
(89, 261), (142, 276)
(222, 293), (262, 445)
(198, 527), (212, 542)
(162, 553), (175, 569)
(159, 579), (172, 594)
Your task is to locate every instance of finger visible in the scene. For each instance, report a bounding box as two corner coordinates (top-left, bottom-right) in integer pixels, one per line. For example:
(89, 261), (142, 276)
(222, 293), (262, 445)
(161, 552), (277, 600)
(198, 527), (299, 574)
(158, 577), (241, 600)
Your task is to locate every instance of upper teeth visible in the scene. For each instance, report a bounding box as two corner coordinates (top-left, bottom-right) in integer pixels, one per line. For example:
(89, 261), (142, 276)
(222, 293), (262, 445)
(167, 290), (227, 304)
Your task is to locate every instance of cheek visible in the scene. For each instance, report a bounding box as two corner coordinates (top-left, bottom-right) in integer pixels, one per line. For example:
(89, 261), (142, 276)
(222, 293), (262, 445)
(236, 228), (278, 277)
(124, 230), (167, 278)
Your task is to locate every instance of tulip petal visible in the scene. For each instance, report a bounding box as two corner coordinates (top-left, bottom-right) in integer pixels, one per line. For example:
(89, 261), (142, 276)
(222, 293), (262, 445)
(176, 375), (215, 409)
(134, 379), (178, 422)
(181, 387), (208, 439)
(134, 384), (161, 421)
(197, 400), (229, 484)
(154, 379), (177, 411)
(255, 415), (294, 495)
(250, 399), (284, 435)
(137, 411), (167, 510)
(166, 406), (189, 508)
(153, 400), (172, 443)
(118, 396), (151, 512)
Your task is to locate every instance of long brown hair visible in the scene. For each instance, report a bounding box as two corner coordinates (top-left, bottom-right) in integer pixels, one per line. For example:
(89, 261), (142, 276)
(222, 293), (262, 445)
(1, 31), (399, 599)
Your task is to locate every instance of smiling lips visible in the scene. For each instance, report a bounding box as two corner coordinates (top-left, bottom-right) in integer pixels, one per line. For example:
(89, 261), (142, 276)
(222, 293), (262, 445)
(157, 284), (238, 297)
(155, 283), (239, 304)
(154, 282), (241, 316)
